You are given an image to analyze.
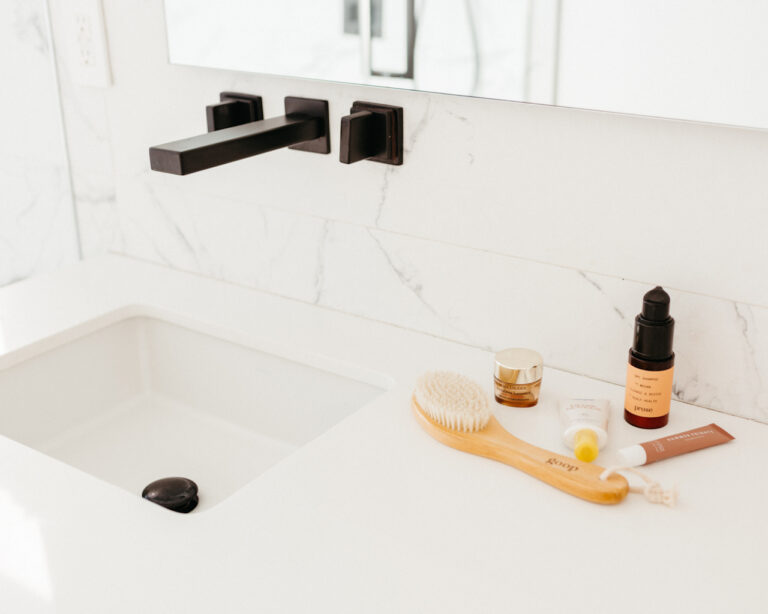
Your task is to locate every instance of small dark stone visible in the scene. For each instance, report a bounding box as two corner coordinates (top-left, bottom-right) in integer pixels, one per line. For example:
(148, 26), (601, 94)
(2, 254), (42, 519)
(142, 477), (199, 513)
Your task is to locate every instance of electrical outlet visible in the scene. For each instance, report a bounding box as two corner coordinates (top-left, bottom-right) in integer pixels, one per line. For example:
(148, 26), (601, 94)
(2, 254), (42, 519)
(65, 0), (112, 87)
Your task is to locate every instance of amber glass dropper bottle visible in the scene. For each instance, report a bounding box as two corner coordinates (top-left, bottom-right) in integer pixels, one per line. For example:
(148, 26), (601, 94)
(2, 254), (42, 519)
(624, 286), (675, 429)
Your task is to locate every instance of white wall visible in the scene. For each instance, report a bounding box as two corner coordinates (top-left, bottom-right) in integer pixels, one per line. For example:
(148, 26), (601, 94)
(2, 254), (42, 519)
(49, 0), (768, 423)
(0, 0), (79, 287)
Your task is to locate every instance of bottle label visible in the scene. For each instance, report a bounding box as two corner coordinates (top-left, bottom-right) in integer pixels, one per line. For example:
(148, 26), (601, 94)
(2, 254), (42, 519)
(624, 364), (674, 418)
(493, 377), (541, 407)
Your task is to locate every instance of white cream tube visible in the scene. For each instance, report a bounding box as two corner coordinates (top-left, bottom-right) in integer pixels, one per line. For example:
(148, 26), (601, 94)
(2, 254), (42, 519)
(560, 398), (609, 462)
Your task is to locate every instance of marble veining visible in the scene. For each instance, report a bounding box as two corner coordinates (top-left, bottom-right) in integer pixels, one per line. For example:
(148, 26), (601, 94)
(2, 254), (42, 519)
(373, 166), (394, 228)
(47, 0), (768, 424)
(79, 189), (768, 422)
(366, 229), (439, 318)
(0, 0), (79, 287)
(577, 270), (627, 320)
(13, 1), (49, 56)
(0, 157), (78, 288)
(311, 220), (330, 305)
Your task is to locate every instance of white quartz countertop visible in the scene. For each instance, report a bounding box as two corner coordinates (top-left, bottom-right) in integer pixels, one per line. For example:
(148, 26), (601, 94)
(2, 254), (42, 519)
(0, 256), (765, 613)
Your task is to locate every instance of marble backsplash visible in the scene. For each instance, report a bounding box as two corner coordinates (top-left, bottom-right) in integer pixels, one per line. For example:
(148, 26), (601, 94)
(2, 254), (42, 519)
(0, 0), (79, 287)
(47, 0), (768, 423)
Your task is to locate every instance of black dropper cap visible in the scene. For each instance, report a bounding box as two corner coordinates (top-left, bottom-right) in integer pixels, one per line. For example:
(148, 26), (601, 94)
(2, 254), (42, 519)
(631, 286), (674, 360)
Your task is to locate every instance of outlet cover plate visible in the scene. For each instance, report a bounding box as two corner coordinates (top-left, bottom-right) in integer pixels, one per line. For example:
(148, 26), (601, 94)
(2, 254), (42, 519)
(65, 0), (112, 88)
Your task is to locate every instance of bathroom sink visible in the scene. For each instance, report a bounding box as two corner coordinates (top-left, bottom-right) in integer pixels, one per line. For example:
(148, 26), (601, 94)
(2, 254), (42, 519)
(0, 312), (387, 511)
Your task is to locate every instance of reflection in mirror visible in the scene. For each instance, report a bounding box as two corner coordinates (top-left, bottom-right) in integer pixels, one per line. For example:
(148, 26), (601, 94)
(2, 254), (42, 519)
(165, 0), (545, 102)
(165, 0), (768, 130)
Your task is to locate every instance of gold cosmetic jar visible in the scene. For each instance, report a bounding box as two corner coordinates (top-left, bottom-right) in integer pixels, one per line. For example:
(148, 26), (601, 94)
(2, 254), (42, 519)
(493, 348), (543, 407)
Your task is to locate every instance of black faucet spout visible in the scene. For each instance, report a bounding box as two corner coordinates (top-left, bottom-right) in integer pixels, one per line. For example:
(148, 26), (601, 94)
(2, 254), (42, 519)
(149, 95), (330, 175)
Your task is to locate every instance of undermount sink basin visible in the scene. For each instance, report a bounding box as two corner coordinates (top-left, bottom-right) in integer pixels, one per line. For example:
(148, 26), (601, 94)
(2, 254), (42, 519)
(0, 311), (387, 511)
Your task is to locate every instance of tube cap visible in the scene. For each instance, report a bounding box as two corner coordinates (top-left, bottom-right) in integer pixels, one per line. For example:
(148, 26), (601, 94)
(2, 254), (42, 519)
(617, 444), (647, 467)
(573, 429), (599, 463)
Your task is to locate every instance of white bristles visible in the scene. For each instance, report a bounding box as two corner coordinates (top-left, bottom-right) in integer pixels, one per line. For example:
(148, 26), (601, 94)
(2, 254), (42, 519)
(413, 371), (491, 432)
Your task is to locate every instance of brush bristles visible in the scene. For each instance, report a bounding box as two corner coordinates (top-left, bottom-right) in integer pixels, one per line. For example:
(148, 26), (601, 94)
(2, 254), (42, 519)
(413, 371), (491, 432)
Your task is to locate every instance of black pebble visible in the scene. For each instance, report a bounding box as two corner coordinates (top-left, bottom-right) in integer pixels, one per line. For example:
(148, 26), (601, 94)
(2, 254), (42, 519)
(142, 477), (199, 513)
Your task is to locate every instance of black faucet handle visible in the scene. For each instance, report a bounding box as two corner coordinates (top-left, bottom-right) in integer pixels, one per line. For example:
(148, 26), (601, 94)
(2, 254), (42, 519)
(206, 92), (264, 132)
(340, 101), (403, 165)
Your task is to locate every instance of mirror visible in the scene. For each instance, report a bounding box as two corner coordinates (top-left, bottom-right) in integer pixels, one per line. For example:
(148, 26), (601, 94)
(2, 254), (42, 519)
(165, 0), (768, 130)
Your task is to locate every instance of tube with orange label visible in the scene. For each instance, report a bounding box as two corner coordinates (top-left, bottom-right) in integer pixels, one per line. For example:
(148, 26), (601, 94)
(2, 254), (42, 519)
(617, 424), (734, 466)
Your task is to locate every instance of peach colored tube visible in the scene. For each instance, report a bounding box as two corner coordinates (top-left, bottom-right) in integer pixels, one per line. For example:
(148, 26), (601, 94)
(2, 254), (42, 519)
(638, 424), (734, 464)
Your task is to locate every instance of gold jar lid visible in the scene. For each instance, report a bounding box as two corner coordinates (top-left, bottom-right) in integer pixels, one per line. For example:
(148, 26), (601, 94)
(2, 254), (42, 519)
(494, 348), (543, 384)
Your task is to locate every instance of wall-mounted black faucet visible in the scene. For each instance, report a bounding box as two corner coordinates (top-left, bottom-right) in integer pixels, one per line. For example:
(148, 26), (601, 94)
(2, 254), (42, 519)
(149, 94), (330, 175)
(339, 101), (403, 165)
(206, 92), (264, 131)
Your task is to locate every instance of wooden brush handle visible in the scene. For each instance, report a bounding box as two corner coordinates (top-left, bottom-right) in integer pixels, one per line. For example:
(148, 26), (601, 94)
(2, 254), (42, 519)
(413, 400), (628, 505)
(478, 417), (628, 504)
